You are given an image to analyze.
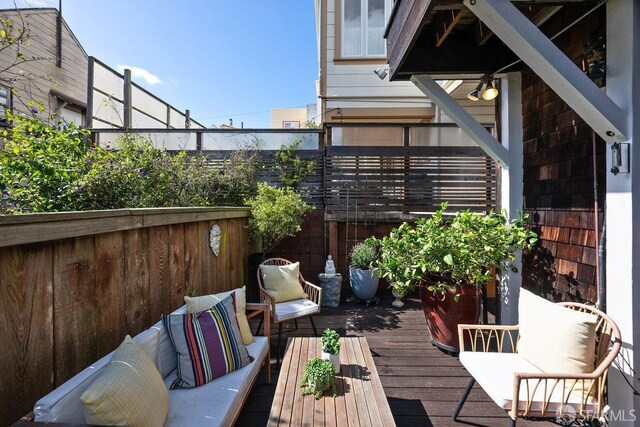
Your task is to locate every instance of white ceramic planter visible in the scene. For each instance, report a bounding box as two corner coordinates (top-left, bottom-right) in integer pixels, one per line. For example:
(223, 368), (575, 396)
(321, 351), (340, 373)
(392, 286), (405, 308)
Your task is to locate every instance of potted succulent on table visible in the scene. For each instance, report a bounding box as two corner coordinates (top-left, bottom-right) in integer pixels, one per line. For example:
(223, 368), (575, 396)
(372, 203), (536, 352)
(245, 182), (313, 302)
(349, 240), (379, 301)
(300, 357), (337, 399)
(321, 328), (341, 373)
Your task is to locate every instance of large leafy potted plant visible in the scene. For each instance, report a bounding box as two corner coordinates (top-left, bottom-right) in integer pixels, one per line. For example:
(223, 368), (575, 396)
(348, 240), (379, 300)
(245, 182), (313, 301)
(372, 203), (536, 352)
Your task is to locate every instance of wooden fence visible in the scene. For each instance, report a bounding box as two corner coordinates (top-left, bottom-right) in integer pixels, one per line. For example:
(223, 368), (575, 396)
(200, 150), (325, 208)
(325, 146), (497, 216)
(0, 208), (249, 425)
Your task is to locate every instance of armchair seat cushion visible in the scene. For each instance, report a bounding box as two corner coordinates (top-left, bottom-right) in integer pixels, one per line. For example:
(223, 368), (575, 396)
(274, 298), (319, 322)
(460, 352), (597, 414)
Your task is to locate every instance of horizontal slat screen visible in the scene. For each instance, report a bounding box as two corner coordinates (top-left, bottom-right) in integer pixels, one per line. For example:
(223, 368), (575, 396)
(325, 146), (497, 216)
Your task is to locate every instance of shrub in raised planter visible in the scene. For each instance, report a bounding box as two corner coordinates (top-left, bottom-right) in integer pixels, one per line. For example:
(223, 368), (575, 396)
(349, 240), (379, 300)
(372, 203), (537, 352)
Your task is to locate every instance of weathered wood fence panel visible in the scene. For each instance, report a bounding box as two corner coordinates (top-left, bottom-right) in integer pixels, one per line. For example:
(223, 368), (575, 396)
(0, 208), (249, 425)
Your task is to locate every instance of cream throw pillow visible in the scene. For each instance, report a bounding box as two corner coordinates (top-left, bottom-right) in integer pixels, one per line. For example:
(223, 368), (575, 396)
(260, 262), (308, 303)
(518, 288), (598, 374)
(184, 286), (254, 345)
(80, 335), (168, 427)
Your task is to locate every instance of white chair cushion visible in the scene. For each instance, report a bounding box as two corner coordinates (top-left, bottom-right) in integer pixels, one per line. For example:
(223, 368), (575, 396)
(163, 336), (268, 427)
(274, 298), (319, 322)
(518, 289), (598, 375)
(460, 351), (597, 414)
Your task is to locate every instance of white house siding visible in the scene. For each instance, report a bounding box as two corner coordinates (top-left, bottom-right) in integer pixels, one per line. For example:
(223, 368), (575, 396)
(0, 9), (88, 121)
(320, 0), (494, 127)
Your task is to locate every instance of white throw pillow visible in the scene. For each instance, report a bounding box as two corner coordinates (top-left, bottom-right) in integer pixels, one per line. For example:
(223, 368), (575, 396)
(518, 288), (598, 374)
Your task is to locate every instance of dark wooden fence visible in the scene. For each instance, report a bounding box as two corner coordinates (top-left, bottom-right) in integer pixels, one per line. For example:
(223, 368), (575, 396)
(325, 146), (497, 216)
(0, 208), (249, 425)
(200, 150), (325, 209)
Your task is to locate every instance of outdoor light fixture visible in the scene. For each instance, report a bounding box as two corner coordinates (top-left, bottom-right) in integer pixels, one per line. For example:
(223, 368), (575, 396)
(468, 76), (499, 101)
(610, 142), (630, 175)
(482, 80), (499, 101)
(373, 68), (388, 80)
(466, 81), (483, 101)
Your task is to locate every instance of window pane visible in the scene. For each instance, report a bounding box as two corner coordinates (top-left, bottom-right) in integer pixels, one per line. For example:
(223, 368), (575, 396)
(367, 0), (385, 56)
(343, 0), (362, 56)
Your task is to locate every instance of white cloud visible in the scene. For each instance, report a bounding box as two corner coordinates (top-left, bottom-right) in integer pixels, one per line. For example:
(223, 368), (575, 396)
(116, 65), (163, 86)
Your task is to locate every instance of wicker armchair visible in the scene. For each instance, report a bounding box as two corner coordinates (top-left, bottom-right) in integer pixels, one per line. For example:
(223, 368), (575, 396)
(256, 258), (322, 364)
(453, 302), (621, 426)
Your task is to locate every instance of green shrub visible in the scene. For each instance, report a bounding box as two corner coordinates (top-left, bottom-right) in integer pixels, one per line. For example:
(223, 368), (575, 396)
(245, 182), (313, 253)
(349, 241), (378, 269)
(300, 357), (337, 399)
(0, 115), (259, 213)
(274, 140), (314, 190)
(0, 113), (91, 213)
(372, 203), (537, 296)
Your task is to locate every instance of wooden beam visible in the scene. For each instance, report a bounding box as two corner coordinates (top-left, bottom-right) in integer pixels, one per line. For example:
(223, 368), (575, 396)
(433, 9), (466, 47)
(411, 74), (510, 167)
(464, 0), (627, 144)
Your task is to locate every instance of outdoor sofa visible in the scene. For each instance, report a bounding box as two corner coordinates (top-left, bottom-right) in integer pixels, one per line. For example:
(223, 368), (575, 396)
(23, 302), (270, 426)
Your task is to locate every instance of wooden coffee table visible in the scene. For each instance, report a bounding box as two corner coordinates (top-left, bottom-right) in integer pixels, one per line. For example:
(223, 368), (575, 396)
(268, 337), (395, 426)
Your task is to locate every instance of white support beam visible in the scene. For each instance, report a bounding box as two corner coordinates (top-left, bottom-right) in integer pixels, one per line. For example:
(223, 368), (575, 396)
(498, 73), (524, 327)
(464, 0), (628, 145)
(605, 1), (640, 424)
(411, 74), (509, 167)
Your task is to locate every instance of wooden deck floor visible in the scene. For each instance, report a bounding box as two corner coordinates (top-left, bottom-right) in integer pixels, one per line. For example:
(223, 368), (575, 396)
(239, 294), (555, 427)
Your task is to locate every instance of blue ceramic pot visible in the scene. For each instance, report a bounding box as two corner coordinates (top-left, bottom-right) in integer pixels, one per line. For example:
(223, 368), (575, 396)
(349, 267), (380, 300)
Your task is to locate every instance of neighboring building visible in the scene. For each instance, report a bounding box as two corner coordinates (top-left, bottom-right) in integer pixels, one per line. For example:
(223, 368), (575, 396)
(270, 107), (306, 129)
(0, 8), (88, 126)
(270, 104), (319, 129)
(313, 0), (495, 144)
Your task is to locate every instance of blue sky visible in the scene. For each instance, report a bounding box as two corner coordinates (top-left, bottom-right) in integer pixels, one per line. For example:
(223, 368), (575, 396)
(1, 0), (319, 128)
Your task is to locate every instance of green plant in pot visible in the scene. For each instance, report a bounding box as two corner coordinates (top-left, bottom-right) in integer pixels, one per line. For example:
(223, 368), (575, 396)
(371, 203), (537, 352)
(321, 328), (341, 373)
(245, 182), (313, 301)
(300, 357), (337, 399)
(349, 240), (380, 301)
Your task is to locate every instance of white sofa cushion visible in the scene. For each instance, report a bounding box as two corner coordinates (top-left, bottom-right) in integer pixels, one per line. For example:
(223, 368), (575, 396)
(34, 326), (162, 423)
(460, 351), (597, 414)
(163, 336), (268, 427)
(274, 298), (319, 322)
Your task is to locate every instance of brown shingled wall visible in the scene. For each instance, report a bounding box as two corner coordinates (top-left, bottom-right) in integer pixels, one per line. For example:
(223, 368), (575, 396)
(520, 6), (606, 304)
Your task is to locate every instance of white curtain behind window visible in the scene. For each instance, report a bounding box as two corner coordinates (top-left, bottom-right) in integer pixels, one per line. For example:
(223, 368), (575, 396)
(367, 0), (385, 55)
(343, 0), (362, 56)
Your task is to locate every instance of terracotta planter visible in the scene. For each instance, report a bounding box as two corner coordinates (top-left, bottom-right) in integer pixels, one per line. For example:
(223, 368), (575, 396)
(419, 282), (481, 353)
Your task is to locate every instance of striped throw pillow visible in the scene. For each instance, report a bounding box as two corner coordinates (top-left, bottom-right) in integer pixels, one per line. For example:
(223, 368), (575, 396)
(162, 293), (251, 389)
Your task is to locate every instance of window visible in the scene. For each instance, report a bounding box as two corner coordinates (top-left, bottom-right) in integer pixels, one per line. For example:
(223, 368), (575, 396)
(283, 121), (300, 129)
(341, 0), (388, 58)
(0, 86), (10, 122)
